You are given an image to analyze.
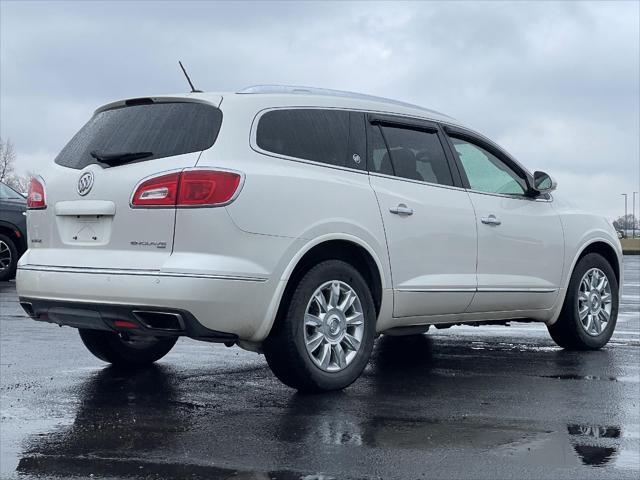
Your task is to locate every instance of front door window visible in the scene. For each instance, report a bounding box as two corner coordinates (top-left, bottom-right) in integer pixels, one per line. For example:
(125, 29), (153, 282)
(450, 137), (526, 195)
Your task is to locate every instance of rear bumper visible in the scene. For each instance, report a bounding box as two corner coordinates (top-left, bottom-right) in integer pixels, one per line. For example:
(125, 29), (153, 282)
(16, 265), (276, 341)
(19, 297), (238, 342)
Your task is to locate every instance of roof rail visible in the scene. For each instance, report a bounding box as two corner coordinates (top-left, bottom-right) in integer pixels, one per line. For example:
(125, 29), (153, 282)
(237, 85), (454, 119)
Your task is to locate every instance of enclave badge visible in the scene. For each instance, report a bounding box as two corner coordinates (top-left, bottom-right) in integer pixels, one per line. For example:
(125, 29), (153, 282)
(77, 171), (94, 196)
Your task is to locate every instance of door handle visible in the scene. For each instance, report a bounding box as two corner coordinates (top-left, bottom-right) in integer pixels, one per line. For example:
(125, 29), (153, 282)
(390, 204), (414, 216)
(481, 214), (501, 226)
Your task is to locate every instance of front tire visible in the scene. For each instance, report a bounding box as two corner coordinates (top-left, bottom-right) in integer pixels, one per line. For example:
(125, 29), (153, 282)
(264, 260), (376, 392)
(548, 253), (619, 350)
(79, 329), (178, 367)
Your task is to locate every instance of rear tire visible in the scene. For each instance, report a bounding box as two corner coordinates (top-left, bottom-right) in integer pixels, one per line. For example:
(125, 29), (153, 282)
(79, 329), (178, 367)
(547, 253), (618, 350)
(0, 234), (18, 281)
(264, 260), (376, 392)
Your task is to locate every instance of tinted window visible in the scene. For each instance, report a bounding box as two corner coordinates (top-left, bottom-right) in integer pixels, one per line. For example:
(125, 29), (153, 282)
(55, 102), (223, 169)
(256, 109), (353, 168)
(451, 137), (526, 195)
(369, 125), (394, 175)
(371, 124), (454, 186)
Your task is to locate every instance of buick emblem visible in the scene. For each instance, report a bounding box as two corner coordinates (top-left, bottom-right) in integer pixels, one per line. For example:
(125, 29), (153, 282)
(77, 171), (94, 196)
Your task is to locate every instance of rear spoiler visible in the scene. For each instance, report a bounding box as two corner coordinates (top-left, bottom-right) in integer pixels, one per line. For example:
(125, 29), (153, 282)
(94, 94), (223, 115)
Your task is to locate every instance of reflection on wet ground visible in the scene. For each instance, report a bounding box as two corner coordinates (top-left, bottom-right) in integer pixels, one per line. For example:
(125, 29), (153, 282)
(567, 424), (621, 467)
(542, 374), (619, 381)
(10, 334), (640, 479)
(2, 256), (639, 479)
(17, 456), (309, 480)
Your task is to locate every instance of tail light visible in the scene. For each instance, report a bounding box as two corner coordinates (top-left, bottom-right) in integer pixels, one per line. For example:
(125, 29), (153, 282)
(131, 172), (180, 207)
(177, 170), (241, 206)
(27, 176), (46, 209)
(131, 169), (242, 208)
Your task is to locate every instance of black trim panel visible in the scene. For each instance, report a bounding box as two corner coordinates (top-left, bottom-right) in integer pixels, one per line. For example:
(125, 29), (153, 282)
(19, 297), (238, 343)
(368, 113), (439, 132)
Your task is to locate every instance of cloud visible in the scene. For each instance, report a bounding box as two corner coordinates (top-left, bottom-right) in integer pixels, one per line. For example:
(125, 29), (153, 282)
(1, 0), (638, 219)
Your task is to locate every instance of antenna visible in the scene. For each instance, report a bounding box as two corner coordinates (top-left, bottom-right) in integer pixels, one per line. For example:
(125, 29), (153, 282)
(178, 61), (202, 93)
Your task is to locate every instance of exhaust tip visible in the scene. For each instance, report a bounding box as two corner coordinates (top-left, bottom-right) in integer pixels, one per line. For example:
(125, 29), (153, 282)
(132, 310), (184, 331)
(20, 302), (36, 318)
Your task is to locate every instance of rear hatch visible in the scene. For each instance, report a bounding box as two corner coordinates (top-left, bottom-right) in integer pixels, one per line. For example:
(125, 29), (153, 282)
(26, 96), (223, 270)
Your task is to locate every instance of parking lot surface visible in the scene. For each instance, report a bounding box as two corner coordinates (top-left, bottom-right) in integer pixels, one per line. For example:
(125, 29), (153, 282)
(1, 257), (639, 479)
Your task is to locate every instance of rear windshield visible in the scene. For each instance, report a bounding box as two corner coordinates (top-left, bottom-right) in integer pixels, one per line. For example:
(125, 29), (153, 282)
(55, 102), (223, 169)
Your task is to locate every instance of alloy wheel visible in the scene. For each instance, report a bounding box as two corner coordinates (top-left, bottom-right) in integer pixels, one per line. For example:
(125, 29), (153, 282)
(577, 268), (612, 337)
(303, 280), (365, 372)
(0, 240), (12, 273)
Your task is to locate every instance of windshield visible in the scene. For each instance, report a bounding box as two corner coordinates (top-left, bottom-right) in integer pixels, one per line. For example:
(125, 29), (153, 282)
(55, 101), (223, 169)
(0, 182), (25, 200)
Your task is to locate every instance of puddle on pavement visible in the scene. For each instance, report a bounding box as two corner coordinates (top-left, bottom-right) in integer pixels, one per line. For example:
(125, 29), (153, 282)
(13, 358), (640, 477)
(499, 422), (640, 469)
(567, 424), (621, 466)
(17, 455), (335, 480)
(542, 374), (618, 381)
(278, 412), (640, 471)
(540, 373), (640, 383)
(468, 341), (560, 353)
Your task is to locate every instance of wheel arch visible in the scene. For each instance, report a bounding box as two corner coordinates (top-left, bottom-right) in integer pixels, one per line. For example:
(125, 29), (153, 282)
(573, 240), (621, 286)
(548, 238), (622, 327)
(253, 234), (390, 343)
(0, 221), (27, 254)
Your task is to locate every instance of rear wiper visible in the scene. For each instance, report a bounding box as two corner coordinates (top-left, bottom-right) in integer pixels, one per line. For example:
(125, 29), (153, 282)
(90, 150), (153, 167)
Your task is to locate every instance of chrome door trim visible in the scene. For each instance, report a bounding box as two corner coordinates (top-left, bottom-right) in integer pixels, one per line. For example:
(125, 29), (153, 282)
(397, 287), (557, 293)
(476, 287), (558, 293)
(249, 146), (370, 176)
(368, 171), (468, 192)
(368, 172), (552, 203)
(397, 288), (476, 293)
(247, 106), (553, 203)
(17, 264), (268, 282)
(249, 105), (469, 179)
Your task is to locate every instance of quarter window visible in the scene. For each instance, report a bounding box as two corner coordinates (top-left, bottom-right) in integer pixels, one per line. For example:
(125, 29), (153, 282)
(256, 109), (359, 169)
(370, 124), (454, 186)
(451, 137), (527, 196)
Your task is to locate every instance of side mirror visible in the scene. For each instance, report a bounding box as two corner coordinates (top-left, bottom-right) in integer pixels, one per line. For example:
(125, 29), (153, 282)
(532, 171), (557, 195)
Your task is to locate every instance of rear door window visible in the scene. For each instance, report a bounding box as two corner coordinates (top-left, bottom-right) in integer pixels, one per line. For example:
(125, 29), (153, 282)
(55, 102), (223, 169)
(369, 123), (454, 186)
(256, 109), (362, 170)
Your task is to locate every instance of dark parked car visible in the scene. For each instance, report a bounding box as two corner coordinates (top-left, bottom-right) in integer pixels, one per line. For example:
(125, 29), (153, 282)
(0, 182), (27, 281)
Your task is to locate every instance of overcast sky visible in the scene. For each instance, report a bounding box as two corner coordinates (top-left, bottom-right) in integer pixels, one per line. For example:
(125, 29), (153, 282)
(1, 0), (638, 219)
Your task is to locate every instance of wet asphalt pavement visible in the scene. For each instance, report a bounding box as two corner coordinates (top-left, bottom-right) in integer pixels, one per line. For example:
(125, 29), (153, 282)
(1, 257), (639, 480)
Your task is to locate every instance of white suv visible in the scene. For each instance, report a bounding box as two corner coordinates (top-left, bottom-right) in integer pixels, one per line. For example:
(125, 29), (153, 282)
(17, 85), (622, 392)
